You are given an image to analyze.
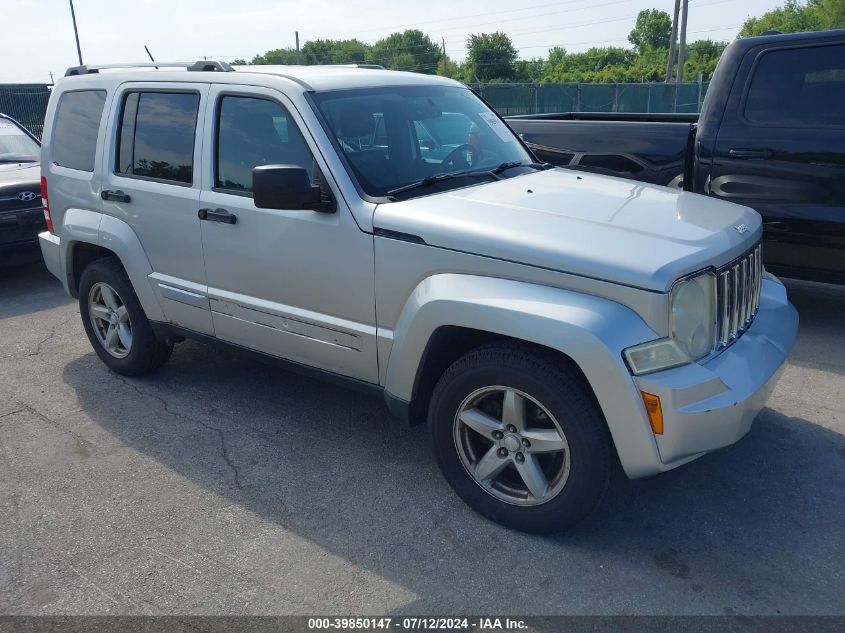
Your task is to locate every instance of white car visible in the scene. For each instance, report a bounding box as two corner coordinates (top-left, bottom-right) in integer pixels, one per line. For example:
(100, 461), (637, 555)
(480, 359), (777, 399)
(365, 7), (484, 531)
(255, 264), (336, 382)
(38, 61), (798, 532)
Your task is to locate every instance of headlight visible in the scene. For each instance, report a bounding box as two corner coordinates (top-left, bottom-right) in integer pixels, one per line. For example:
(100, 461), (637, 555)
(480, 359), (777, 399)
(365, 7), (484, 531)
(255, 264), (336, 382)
(670, 272), (717, 360)
(624, 272), (717, 376)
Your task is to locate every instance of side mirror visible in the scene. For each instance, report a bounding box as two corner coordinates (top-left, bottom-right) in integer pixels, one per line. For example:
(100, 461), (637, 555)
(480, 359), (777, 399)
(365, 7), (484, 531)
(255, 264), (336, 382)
(252, 164), (333, 212)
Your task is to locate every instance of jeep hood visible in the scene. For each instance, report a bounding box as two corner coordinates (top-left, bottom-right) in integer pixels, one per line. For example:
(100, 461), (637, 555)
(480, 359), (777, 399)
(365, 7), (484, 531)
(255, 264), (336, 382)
(372, 169), (761, 292)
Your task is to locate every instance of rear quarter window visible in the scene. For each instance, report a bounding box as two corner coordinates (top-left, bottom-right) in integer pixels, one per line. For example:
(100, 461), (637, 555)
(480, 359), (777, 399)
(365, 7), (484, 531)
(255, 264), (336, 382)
(52, 90), (107, 172)
(116, 91), (200, 185)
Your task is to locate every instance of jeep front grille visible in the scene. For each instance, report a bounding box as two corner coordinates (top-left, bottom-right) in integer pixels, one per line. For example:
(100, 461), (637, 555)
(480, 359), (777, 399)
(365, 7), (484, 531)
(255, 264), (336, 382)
(716, 243), (762, 350)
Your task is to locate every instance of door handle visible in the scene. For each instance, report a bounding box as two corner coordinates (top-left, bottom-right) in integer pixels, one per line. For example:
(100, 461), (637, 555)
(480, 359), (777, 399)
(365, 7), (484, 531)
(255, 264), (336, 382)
(728, 149), (773, 160)
(198, 208), (237, 224)
(101, 189), (131, 203)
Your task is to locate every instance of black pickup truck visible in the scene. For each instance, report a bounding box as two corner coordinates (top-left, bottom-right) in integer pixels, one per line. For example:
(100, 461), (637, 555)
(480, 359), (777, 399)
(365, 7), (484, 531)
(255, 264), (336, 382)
(507, 29), (845, 285)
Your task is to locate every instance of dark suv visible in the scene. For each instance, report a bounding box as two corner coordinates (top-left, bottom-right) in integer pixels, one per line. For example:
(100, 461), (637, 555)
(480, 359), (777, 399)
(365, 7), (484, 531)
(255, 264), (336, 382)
(0, 114), (42, 262)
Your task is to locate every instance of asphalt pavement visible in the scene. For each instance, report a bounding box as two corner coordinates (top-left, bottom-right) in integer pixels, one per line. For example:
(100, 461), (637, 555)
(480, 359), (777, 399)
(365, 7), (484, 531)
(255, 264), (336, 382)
(0, 260), (843, 615)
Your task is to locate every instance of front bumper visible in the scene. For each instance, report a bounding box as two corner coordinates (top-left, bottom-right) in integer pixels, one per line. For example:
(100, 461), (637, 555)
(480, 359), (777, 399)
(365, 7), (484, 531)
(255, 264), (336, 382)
(633, 275), (798, 470)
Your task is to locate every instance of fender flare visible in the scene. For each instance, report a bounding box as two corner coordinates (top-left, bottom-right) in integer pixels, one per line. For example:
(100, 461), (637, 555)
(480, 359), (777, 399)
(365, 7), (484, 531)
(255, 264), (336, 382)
(62, 209), (165, 322)
(382, 273), (664, 478)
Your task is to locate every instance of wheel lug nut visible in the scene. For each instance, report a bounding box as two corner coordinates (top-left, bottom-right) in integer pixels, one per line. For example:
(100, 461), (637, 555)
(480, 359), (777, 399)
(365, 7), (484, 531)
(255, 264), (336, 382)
(497, 447), (508, 458)
(515, 452), (525, 463)
(506, 425), (517, 433)
(522, 438), (531, 448)
(493, 430), (504, 440)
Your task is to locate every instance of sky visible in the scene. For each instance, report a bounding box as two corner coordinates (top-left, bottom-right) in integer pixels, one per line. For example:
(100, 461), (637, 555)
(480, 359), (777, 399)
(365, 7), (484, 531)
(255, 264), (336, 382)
(3, 0), (786, 83)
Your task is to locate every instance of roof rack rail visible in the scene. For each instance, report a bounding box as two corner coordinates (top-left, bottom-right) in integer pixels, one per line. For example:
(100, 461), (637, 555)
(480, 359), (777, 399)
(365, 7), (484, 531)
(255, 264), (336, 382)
(331, 63), (386, 70)
(64, 61), (235, 77)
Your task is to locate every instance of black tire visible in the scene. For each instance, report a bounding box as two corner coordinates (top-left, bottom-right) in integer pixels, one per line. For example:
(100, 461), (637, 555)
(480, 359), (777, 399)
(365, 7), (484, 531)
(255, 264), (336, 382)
(78, 257), (172, 376)
(428, 342), (612, 534)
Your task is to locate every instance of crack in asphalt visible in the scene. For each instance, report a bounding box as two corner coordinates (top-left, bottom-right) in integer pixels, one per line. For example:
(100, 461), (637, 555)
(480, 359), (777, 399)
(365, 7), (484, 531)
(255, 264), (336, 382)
(27, 315), (75, 359)
(18, 402), (88, 443)
(113, 375), (243, 489)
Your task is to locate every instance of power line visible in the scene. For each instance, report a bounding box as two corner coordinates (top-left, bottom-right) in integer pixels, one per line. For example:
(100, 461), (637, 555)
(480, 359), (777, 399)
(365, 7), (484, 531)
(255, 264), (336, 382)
(205, 0), (740, 67)
(316, 0), (643, 40)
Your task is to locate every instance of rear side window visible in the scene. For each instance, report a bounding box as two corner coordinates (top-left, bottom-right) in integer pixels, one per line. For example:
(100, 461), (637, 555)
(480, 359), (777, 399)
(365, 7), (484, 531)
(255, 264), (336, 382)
(745, 44), (845, 127)
(52, 90), (106, 172)
(215, 95), (314, 193)
(116, 91), (200, 184)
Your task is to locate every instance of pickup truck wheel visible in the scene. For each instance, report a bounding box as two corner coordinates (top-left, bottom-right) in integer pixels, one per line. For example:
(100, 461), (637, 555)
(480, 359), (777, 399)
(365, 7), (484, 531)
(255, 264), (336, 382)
(78, 258), (172, 376)
(429, 343), (611, 533)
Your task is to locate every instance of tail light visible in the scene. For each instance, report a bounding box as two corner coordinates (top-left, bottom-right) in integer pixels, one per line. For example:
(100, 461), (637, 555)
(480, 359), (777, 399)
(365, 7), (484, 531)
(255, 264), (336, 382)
(40, 176), (54, 233)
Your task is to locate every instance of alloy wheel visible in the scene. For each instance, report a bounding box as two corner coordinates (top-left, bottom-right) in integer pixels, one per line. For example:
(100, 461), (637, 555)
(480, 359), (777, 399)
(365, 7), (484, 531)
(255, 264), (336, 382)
(88, 281), (132, 358)
(453, 385), (571, 506)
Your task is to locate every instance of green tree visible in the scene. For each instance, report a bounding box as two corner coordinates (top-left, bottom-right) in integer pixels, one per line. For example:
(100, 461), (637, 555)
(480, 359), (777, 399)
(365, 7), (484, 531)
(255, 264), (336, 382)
(813, 0), (845, 27)
(466, 32), (518, 82)
(513, 58), (545, 82)
(682, 39), (726, 80)
(740, 0), (821, 36)
(436, 56), (466, 81)
(301, 39), (369, 65)
(368, 30), (442, 73)
(249, 48), (299, 65)
(628, 9), (673, 54)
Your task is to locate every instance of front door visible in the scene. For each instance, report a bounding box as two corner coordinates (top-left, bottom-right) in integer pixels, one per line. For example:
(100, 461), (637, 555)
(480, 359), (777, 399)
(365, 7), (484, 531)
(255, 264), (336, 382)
(101, 82), (213, 333)
(709, 42), (845, 282)
(197, 84), (378, 383)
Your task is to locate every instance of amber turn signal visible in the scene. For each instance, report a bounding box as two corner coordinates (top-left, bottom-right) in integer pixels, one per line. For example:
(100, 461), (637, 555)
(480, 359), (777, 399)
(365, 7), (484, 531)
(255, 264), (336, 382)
(641, 391), (663, 435)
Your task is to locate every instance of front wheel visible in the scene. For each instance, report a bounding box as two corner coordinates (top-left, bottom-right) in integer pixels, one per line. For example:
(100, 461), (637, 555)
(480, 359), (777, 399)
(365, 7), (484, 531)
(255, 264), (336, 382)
(429, 343), (612, 533)
(78, 257), (172, 376)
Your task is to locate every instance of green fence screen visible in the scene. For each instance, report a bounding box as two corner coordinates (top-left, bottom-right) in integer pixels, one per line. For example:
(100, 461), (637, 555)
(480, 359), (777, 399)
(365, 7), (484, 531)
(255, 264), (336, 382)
(471, 81), (708, 116)
(0, 84), (51, 139)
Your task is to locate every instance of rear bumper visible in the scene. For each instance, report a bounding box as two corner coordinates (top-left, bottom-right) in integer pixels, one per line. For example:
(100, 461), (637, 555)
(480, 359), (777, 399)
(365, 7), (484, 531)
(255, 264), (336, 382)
(631, 276), (798, 471)
(38, 231), (64, 282)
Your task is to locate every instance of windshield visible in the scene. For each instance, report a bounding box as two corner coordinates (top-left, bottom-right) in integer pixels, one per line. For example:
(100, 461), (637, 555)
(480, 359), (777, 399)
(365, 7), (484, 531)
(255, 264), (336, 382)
(0, 118), (40, 162)
(312, 85), (533, 198)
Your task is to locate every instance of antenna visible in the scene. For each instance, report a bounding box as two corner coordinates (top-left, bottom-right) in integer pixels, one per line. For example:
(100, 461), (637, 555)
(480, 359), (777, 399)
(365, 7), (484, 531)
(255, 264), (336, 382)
(144, 45), (158, 70)
(68, 0), (84, 65)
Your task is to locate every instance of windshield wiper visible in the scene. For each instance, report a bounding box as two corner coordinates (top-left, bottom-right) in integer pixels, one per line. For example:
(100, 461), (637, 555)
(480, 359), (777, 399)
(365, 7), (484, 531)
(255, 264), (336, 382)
(386, 169), (496, 197)
(385, 162), (553, 198)
(0, 158), (37, 164)
(489, 161), (552, 175)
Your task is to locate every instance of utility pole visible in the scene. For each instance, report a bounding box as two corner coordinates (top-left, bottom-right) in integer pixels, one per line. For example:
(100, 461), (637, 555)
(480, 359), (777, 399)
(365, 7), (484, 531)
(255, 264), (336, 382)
(666, 0), (680, 81)
(68, 0), (83, 65)
(295, 31), (301, 65)
(442, 37), (446, 57)
(677, 0), (689, 83)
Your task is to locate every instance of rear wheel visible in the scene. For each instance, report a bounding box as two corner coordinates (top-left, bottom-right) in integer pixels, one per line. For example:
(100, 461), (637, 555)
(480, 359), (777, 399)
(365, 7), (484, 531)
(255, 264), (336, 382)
(78, 258), (172, 376)
(429, 343), (612, 533)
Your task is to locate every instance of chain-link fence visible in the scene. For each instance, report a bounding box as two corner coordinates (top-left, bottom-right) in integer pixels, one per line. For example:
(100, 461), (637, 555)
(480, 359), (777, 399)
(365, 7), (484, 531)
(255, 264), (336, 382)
(0, 84), (52, 139)
(471, 81), (708, 116)
(0, 80), (706, 141)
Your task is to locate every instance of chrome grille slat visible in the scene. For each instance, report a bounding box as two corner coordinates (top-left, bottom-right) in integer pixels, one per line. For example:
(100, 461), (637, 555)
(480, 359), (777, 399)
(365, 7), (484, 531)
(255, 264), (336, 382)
(714, 243), (762, 352)
(742, 257), (751, 325)
(730, 264), (740, 338)
(719, 271), (730, 346)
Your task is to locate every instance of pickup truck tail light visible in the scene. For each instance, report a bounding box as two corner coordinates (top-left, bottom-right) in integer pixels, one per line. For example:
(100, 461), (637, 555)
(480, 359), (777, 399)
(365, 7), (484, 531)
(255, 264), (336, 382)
(40, 176), (54, 233)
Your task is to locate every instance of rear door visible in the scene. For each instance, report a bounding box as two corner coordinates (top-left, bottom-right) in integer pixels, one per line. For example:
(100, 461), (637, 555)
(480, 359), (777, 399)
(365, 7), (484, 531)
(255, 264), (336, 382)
(101, 82), (213, 333)
(709, 42), (845, 282)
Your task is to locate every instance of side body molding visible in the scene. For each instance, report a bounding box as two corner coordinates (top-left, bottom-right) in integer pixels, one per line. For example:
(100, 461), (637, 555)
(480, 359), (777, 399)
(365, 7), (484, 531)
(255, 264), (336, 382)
(62, 210), (166, 323)
(382, 273), (664, 478)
